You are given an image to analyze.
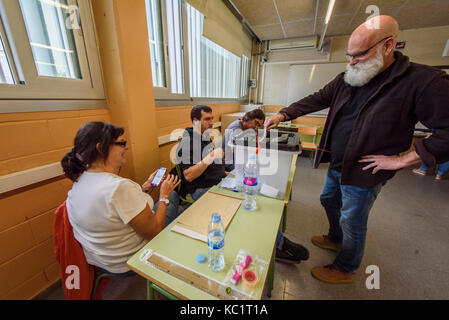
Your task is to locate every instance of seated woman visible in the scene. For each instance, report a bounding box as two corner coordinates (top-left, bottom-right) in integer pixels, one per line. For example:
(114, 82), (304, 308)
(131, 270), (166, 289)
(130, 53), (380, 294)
(61, 121), (180, 275)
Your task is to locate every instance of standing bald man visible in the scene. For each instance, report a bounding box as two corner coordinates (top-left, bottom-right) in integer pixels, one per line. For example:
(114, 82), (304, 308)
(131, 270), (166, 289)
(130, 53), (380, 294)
(265, 15), (449, 284)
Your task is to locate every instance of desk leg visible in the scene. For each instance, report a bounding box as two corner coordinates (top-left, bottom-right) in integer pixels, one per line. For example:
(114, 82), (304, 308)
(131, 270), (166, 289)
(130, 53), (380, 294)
(267, 246), (275, 298)
(282, 205), (287, 233)
(147, 280), (180, 300)
(147, 280), (155, 300)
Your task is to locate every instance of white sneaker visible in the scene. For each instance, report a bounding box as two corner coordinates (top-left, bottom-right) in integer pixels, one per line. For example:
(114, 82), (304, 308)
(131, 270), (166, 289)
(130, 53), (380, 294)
(412, 168), (426, 176)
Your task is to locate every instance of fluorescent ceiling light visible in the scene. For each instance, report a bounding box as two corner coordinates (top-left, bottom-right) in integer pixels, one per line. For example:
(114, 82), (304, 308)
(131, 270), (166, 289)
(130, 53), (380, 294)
(325, 0), (336, 24)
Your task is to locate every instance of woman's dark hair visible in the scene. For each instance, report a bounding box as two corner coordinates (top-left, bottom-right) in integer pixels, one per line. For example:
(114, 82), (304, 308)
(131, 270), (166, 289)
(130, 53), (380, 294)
(61, 122), (124, 182)
(242, 108), (265, 122)
(190, 104), (212, 122)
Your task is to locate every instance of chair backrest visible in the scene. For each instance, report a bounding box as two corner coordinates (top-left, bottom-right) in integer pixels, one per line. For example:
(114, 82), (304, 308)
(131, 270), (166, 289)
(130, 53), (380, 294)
(297, 126), (318, 136)
(174, 164), (183, 193)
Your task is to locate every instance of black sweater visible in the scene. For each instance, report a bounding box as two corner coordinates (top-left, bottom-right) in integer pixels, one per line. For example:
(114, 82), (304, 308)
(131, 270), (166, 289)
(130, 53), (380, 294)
(280, 51), (449, 187)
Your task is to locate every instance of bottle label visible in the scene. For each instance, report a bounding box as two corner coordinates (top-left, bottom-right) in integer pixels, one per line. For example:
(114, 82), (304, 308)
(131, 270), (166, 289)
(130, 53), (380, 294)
(244, 177), (258, 186)
(209, 238), (224, 250)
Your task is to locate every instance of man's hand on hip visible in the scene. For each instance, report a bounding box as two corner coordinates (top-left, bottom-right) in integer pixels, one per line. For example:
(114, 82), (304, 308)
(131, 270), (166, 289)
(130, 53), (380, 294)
(359, 151), (421, 174)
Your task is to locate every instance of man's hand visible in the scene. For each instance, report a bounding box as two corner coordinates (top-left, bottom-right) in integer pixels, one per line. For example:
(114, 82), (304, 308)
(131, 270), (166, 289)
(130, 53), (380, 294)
(203, 148), (224, 165)
(359, 155), (405, 174)
(264, 113), (285, 130)
(359, 151), (421, 174)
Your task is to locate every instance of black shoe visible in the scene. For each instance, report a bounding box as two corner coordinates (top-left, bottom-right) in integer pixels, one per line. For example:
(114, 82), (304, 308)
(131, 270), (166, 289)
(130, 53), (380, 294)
(283, 237), (310, 261)
(275, 247), (301, 264)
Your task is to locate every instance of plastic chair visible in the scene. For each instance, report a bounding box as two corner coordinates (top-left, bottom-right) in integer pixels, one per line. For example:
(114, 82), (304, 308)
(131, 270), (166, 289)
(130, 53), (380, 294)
(174, 164), (195, 207)
(297, 126), (318, 166)
(90, 269), (110, 300)
(90, 267), (137, 300)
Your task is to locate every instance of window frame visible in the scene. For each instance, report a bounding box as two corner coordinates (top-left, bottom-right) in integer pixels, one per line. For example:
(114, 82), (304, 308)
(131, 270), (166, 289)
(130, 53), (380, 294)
(0, 17), (20, 85)
(152, 0), (251, 103)
(185, 2), (243, 100)
(0, 0), (104, 101)
(239, 54), (251, 99)
(151, 0), (190, 101)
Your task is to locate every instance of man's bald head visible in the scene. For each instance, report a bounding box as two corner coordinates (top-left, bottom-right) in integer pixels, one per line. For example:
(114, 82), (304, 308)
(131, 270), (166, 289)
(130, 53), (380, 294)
(349, 15), (399, 51)
(344, 16), (399, 87)
(347, 15), (398, 70)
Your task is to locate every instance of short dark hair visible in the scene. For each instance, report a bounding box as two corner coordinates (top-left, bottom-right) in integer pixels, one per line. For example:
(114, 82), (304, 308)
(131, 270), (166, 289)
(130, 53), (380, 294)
(191, 105), (212, 122)
(61, 122), (124, 181)
(242, 109), (265, 122)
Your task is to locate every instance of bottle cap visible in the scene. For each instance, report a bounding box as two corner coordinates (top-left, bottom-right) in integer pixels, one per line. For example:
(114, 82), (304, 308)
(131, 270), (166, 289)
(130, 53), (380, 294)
(196, 253), (206, 264)
(249, 153), (256, 160)
(211, 213), (221, 223)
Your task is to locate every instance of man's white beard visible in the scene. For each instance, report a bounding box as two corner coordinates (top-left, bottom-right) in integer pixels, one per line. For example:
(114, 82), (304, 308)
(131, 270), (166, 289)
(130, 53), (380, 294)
(344, 46), (385, 87)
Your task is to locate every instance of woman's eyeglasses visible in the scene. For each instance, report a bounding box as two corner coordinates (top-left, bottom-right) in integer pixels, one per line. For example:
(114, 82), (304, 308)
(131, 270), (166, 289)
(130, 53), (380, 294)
(112, 141), (127, 147)
(346, 35), (392, 59)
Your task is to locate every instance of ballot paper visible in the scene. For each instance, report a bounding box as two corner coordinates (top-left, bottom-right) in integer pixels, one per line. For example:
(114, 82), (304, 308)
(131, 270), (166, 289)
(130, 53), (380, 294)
(221, 177), (236, 189)
(259, 183), (279, 198)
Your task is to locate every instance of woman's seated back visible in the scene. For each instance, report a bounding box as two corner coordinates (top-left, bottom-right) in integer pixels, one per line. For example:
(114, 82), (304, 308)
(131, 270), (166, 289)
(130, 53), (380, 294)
(61, 122), (180, 274)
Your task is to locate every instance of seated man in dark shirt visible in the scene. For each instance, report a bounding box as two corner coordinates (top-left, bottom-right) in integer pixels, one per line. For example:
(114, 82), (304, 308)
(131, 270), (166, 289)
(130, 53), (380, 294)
(176, 105), (309, 264)
(222, 108), (266, 172)
(176, 105), (227, 200)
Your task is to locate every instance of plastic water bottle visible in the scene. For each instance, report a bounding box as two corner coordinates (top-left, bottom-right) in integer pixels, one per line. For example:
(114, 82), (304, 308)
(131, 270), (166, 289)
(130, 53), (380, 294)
(207, 213), (225, 271)
(243, 153), (259, 211)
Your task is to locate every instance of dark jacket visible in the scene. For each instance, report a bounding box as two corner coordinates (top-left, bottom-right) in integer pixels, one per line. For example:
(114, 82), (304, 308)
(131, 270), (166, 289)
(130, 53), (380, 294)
(280, 51), (449, 187)
(176, 127), (226, 197)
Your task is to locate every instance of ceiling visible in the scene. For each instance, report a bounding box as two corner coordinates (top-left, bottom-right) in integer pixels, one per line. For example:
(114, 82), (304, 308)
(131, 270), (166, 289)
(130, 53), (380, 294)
(230, 0), (449, 41)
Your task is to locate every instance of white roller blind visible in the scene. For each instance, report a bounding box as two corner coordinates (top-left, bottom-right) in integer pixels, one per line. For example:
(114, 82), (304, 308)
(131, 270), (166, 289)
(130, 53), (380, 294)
(184, 0), (207, 14)
(186, 3), (240, 98)
(201, 0), (252, 58)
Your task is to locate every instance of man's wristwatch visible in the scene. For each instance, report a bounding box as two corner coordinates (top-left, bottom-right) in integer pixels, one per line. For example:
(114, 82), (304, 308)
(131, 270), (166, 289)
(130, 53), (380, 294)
(159, 198), (170, 205)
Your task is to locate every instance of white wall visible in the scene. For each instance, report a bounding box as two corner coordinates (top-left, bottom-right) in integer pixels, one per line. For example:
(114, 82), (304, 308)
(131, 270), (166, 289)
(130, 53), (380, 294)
(262, 25), (449, 106)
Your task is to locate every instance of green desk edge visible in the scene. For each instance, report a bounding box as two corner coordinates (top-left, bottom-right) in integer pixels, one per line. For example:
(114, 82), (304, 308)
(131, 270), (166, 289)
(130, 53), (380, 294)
(127, 154), (298, 300)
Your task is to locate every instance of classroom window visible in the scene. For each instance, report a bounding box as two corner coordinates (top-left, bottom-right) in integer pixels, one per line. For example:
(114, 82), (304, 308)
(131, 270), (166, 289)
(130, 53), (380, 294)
(165, 0), (185, 94)
(240, 55), (250, 98)
(19, 0), (81, 79)
(145, 0), (166, 88)
(0, 34), (14, 84)
(186, 3), (241, 99)
(0, 0), (104, 105)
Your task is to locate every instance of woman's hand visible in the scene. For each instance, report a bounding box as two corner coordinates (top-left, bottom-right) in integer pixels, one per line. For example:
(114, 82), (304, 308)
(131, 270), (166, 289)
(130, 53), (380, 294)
(160, 174), (181, 199)
(142, 170), (158, 193)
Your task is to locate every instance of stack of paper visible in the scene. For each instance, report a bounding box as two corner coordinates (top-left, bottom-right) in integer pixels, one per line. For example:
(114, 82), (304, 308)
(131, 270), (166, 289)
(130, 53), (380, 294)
(171, 191), (242, 242)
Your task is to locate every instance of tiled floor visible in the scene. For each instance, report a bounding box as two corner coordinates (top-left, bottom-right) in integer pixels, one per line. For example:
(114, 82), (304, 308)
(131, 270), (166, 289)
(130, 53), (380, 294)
(34, 157), (449, 300)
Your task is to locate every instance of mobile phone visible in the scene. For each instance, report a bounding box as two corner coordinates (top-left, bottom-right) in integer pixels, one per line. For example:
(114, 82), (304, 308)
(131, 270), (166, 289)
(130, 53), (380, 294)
(151, 167), (167, 186)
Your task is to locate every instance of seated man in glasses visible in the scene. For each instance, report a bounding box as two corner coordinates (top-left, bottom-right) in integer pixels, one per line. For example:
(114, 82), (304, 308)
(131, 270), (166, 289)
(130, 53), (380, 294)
(176, 105), (310, 264)
(222, 108), (266, 171)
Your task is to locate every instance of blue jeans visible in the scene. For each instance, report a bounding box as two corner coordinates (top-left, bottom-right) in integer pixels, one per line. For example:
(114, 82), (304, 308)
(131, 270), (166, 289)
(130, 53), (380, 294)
(153, 191), (181, 226)
(191, 187), (210, 201)
(192, 187), (285, 249)
(320, 169), (383, 273)
(420, 161), (449, 176)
